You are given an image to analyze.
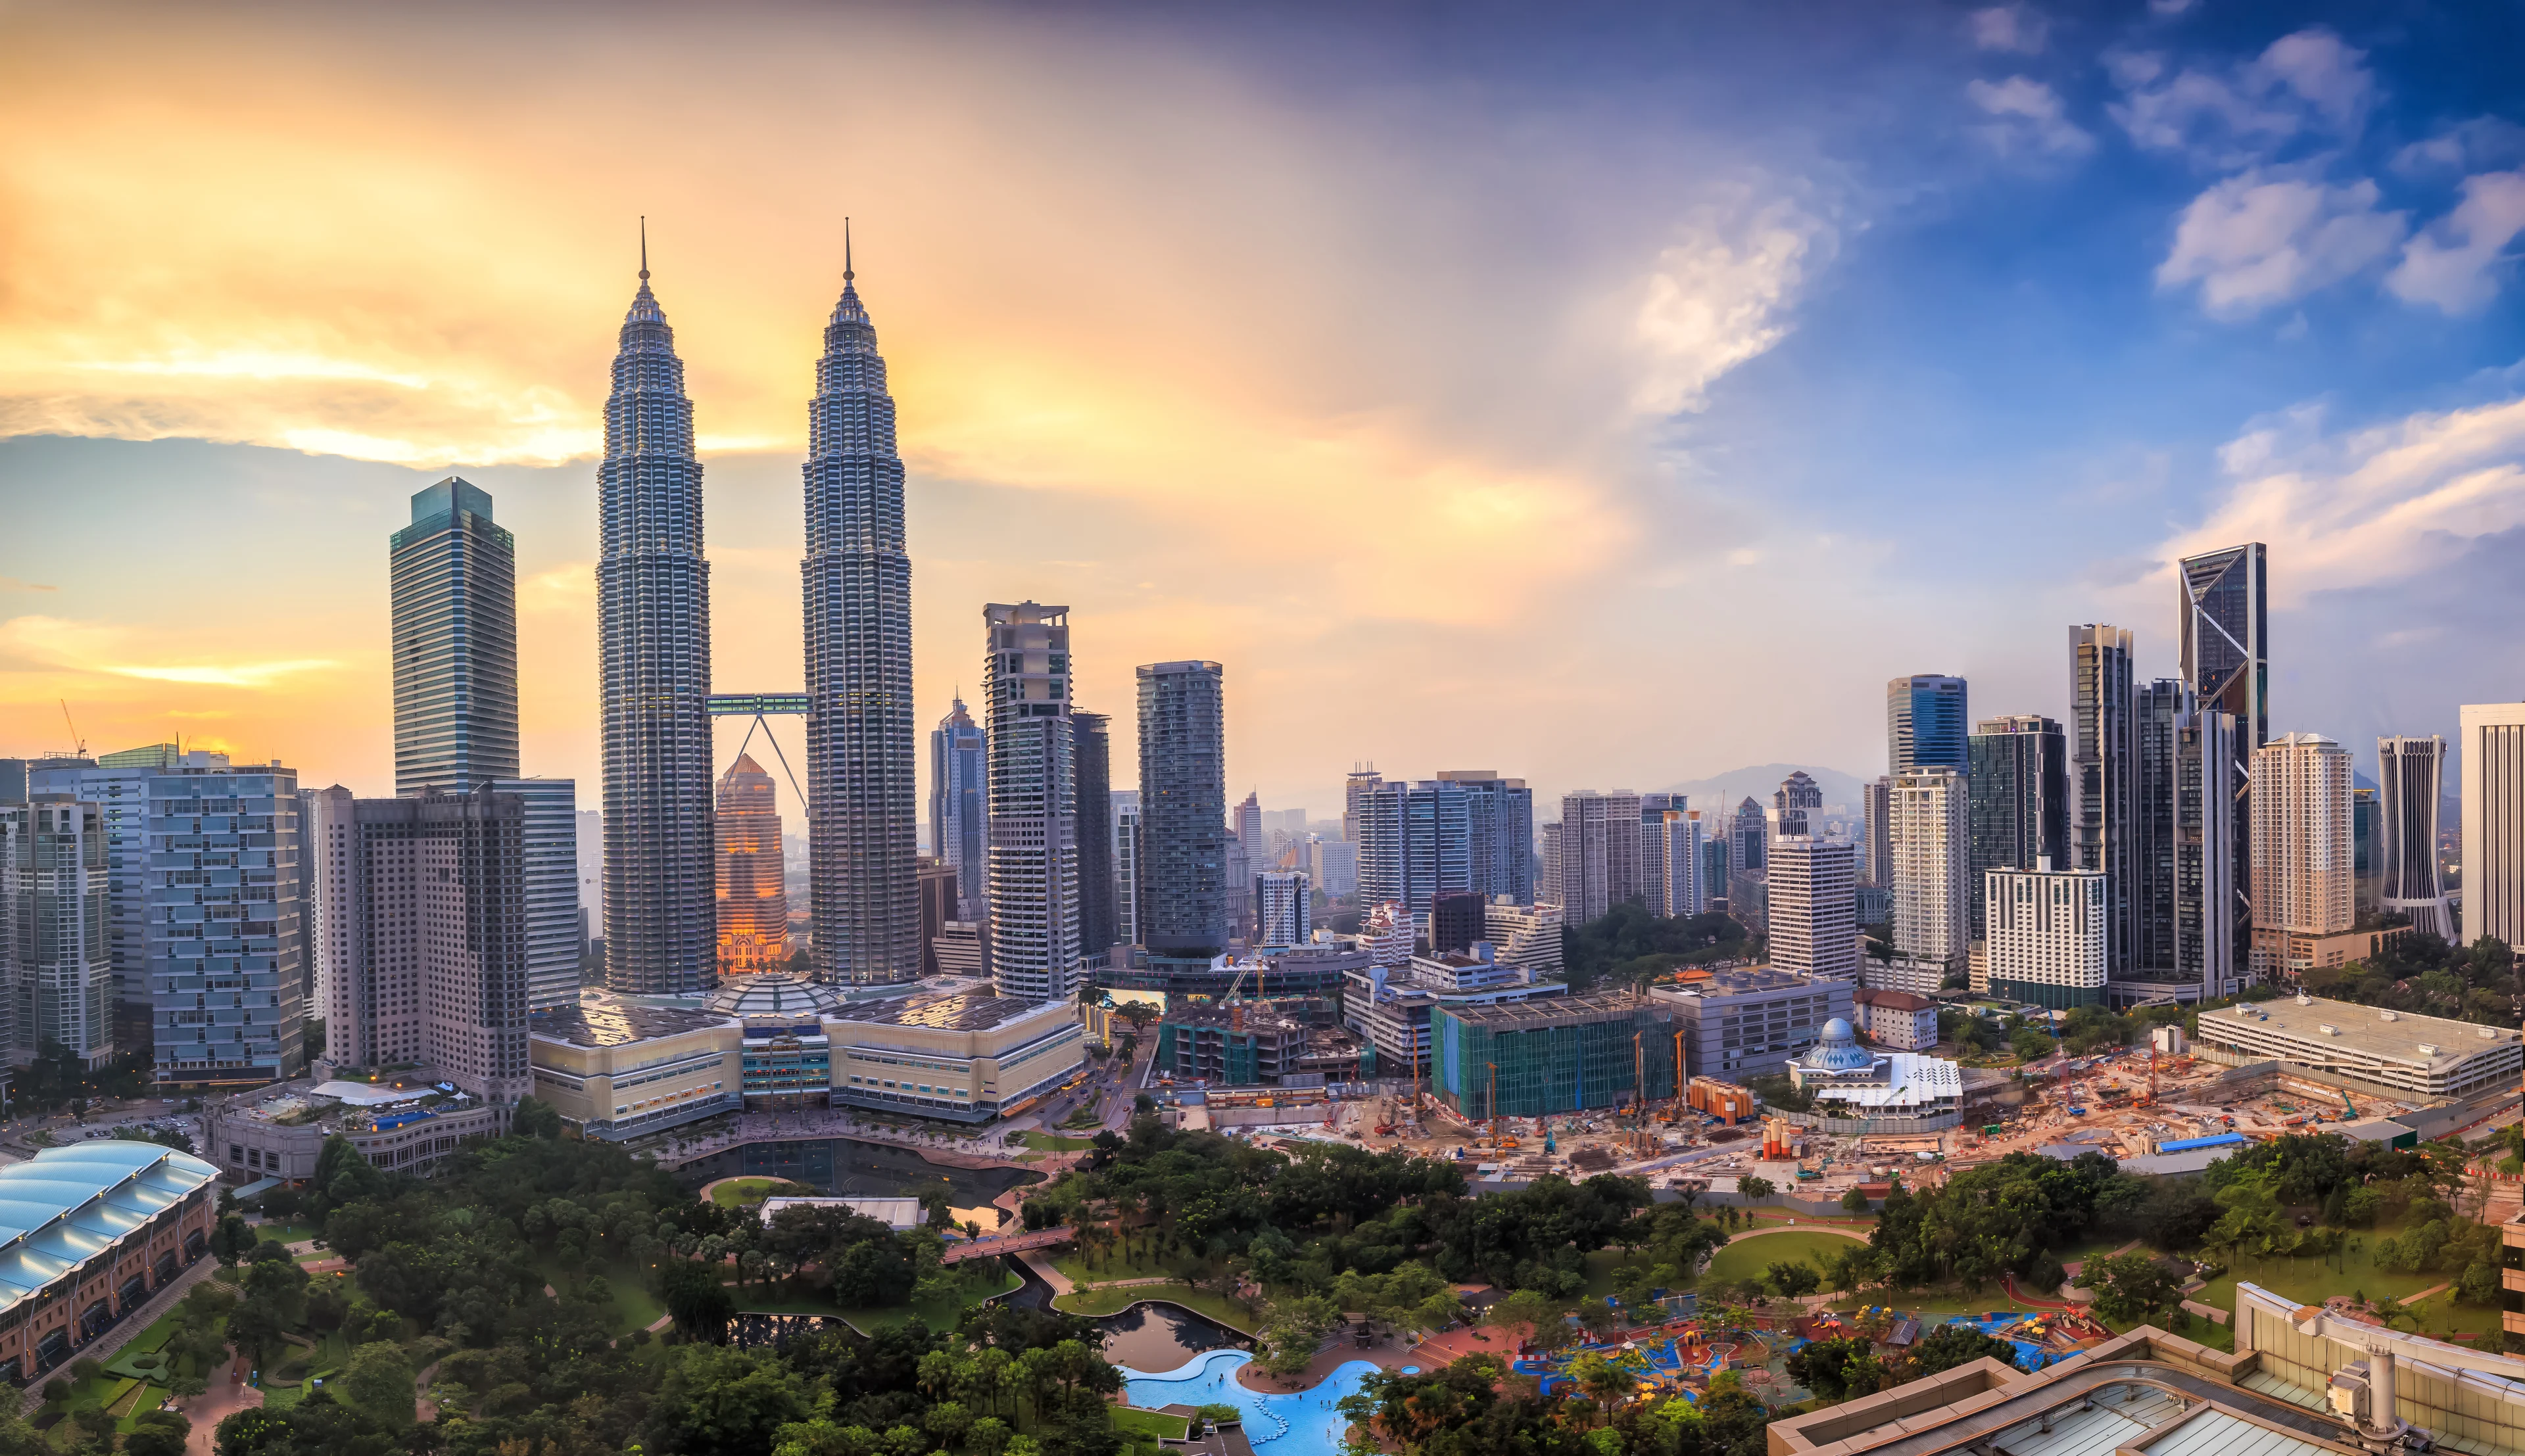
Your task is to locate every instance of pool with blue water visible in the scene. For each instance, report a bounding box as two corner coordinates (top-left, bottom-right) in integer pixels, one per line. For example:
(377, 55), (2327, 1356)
(1119, 1350), (1382, 1456)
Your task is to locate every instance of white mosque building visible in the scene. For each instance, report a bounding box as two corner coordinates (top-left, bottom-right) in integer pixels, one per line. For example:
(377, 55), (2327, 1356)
(1787, 1017), (1963, 1125)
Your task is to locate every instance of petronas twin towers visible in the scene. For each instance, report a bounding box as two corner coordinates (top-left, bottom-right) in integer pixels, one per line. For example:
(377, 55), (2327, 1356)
(598, 239), (919, 994)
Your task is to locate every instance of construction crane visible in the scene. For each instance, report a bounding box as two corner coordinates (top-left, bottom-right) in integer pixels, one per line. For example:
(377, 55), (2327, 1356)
(58, 701), (85, 758)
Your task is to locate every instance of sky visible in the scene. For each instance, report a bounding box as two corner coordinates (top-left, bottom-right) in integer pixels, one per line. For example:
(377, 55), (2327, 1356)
(5, 0), (2525, 823)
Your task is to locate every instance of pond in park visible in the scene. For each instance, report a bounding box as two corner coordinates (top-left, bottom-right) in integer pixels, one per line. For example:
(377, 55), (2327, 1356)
(1095, 1300), (1250, 1372)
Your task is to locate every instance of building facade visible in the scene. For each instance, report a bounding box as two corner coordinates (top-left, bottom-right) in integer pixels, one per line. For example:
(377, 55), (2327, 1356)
(713, 755), (789, 974)
(0, 797), (108, 1066)
(1647, 808), (1704, 918)
(1483, 899), (1564, 979)
(1556, 789), (1643, 922)
(1768, 837), (1858, 981)
(28, 747), (220, 1021)
(0, 1144), (218, 1384)
(1654, 968), (1854, 1081)
(928, 697), (987, 920)
(1852, 988), (1938, 1050)
(2464, 703), (2525, 951)
(1772, 772), (1824, 837)
(1888, 674), (1969, 772)
(1887, 768), (1969, 973)
(1074, 712), (1117, 961)
(2377, 735), (2453, 939)
(1966, 714), (2067, 942)
(2194, 995), (2520, 1101)
(2249, 733), (2353, 978)
(804, 254), (922, 986)
(1111, 791), (1142, 947)
(2069, 623), (2137, 976)
(1984, 861), (2108, 1009)
(1439, 770), (1535, 905)
(984, 603), (1082, 1002)
(391, 477), (519, 796)
(1430, 993), (1676, 1119)
(491, 777), (579, 1012)
(145, 763), (304, 1088)
(1257, 870), (1310, 948)
(598, 261), (716, 995)
(1136, 661), (1228, 959)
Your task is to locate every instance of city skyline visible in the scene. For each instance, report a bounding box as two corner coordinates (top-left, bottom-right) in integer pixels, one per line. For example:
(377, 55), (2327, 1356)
(9, 3), (2525, 815)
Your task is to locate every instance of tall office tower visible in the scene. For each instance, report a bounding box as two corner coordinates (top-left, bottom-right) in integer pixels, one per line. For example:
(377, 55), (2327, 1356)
(2351, 788), (2379, 918)
(391, 477), (519, 795)
(2130, 681), (2186, 977)
(1887, 768), (1969, 972)
(1429, 889), (1485, 954)
(2376, 736), (2453, 939)
(1308, 835), (1359, 897)
(327, 789), (530, 1104)
(2171, 701), (2238, 996)
(0, 797), (108, 1066)
(1138, 661), (1228, 959)
(1863, 776), (1891, 887)
(2249, 733), (2352, 976)
(2463, 703), (2525, 949)
(1224, 833), (1251, 942)
(1966, 715), (2067, 939)
(1555, 790), (1643, 922)
(1110, 791), (1142, 947)
(1730, 797), (1766, 874)
(29, 743), (221, 1019)
(804, 248), (921, 986)
(928, 697), (987, 920)
(915, 858), (957, 976)
(1538, 823), (1564, 908)
(1637, 793), (1679, 914)
(493, 777), (581, 1011)
(1257, 871), (1311, 947)
(1984, 862), (2108, 1010)
(2178, 544), (2269, 752)
(1888, 675), (1970, 772)
(1343, 768), (1382, 844)
(1355, 779), (1475, 914)
(1235, 792), (1264, 867)
(310, 784), (356, 1060)
(2068, 625), (2136, 975)
(1768, 837), (1858, 981)
(984, 603), (1081, 1001)
(145, 761), (303, 1087)
(1439, 770), (1536, 903)
(713, 755), (789, 973)
(1772, 772), (1823, 839)
(574, 809), (602, 957)
(1698, 834), (1729, 910)
(599, 255), (715, 995)
(1073, 713), (1117, 962)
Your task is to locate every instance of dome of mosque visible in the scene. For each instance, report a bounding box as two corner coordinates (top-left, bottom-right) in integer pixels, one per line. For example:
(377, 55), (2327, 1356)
(1800, 1016), (1877, 1072)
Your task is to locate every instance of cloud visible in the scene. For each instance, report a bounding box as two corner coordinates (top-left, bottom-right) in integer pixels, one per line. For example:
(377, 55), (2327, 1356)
(102, 659), (341, 688)
(2156, 171), (2405, 316)
(0, 578), (56, 592)
(1627, 197), (1829, 416)
(2109, 29), (2372, 168)
(2155, 390), (2525, 608)
(1969, 5), (2047, 54)
(2391, 117), (2525, 177)
(1967, 76), (2094, 159)
(2384, 170), (2525, 314)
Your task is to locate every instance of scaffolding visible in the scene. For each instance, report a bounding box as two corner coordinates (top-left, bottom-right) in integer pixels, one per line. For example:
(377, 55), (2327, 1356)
(1430, 993), (1677, 1119)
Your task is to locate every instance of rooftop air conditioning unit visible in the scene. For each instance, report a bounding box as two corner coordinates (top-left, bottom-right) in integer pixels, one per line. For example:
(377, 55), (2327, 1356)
(2319, 1025), (2338, 1036)
(2418, 1043), (2440, 1058)
(2380, 1010), (2399, 1022)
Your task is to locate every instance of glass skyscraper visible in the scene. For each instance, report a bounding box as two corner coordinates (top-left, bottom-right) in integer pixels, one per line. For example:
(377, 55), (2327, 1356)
(1965, 714), (2067, 937)
(804, 248), (921, 985)
(1136, 660), (1228, 958)
(1074, 712), (1117, 961)
(2069, 625), (2136, 976)
(598, 258), (716, 994)
(390, 477), (517, 795)
(928, 697), (987, 921)
(1887, 675), (1969, 772)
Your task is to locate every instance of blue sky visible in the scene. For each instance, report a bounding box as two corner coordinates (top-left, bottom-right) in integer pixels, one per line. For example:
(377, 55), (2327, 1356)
(3, 0), (2522, 814)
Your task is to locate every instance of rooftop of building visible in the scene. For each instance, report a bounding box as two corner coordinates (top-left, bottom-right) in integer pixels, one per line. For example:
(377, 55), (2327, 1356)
(1437, 990), (1662, 1028)
(832, 985), (1065, 1033)
(1855, 988), (1938, 1012)
(1653, 966), (1837, 998)
(0, 1144), (219, 1314)
(530, 994), (732, 1048)
(2196, 993), (2520, 1066)
(708, 974), (844, 1020)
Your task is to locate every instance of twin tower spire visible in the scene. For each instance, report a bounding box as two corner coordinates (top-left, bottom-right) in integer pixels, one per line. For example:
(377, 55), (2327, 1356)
(596, 223), (919, 995)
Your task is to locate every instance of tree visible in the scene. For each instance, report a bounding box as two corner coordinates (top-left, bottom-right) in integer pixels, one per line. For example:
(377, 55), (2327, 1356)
(124, 1410), (189, 1456)
(210, 1212), (256, 1265)
(1738, 1176), (1775, 1202)
(2073, 1252), (2186, 1324)
(658, 1256), (736, 1341)
(342, 1342), (414, 1427)
(1786, 1336), (1884, 1401)
(1765, 1260), (1821, 1299)
(1902, 1321), (2019, 1377)
(1842, 1185), (1872, 1213)
(510, 1096), (563, 1139)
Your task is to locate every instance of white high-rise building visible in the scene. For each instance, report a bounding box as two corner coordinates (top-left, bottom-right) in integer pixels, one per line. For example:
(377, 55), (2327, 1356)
(1111, 791), (1142, 948)
(1985, 860), (2108, 1009)
(1483, 899), (1565, 979)
(0, 797), (109, 1067)
(984, 602), (1082, 1001)
(1888, 767), (1970, 972)
(1649, 809), (1704, 917)
(1768, 837), (1858, 981)
(2378, 736), (2453, 941)
(2465, 704), (2525, 951)
(1307, 835), (1358, 897)
(1362, 901), (1414, 968)
(1257, 870), (1311, 948)
(2249, 732), (2353, 977)
(492, 778), (581, 1012)
(1555, 789), (1643, 922)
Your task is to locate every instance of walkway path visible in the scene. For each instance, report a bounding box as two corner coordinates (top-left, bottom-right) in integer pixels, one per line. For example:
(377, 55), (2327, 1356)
(178, 1351), (259, 1456)
(1021, 1250), (1075, 1296)
(941, 1227), (1073, 1265)
(1722, 1225), (1870, 1246)
(20, 1256), (227, 1415)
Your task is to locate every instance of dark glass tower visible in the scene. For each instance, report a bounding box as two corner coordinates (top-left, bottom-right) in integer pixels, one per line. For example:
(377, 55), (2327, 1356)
(1888, 675), (1969, 772)
(1965, 714), (2068, 936)
(928, 697), (987, 920)
(1137, 660), (1228, 958)
(804, 246), (921, 984)
(2069, 625), (2134, 976)
(598, 256), (715, 995)
(1074, 712), (1117, 960)
(390, 477), (517, 795)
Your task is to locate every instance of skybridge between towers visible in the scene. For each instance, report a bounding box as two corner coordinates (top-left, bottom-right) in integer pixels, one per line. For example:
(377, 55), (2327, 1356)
(708, 693), (813, 809)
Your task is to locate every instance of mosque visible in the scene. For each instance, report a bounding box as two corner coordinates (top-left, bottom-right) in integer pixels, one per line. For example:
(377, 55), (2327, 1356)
(1787, 1016), (1964, 1124)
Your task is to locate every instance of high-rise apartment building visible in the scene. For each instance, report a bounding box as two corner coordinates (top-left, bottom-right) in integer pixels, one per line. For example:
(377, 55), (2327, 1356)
(321, 789), (529, 1106)
(1772, 772), (1823, 837)
(1555, 790), (1643, 923)
(1966, 715), (2067, 938)
(1888, 675), (1969, 772)
(1538, 823), (1563, 908)
(1985, 861), (2108, 1009)
(0, 797), (108, 1066)
(1074, 713), (1116, 962)
(1137, 661), (1228, 959)
(391, 477), (519, 795)
(30, 745), (220, 1018)
(2069, 624), (2136, 975)
(1111, 791), (1142, 947)
(2377, 736), (2453, 939)
(2249, 733), (2353, 977)
(804, 250), (921, 985)
(1437, 770), (1535, 904)
(145, 761), (303, 1087)
(599, 258), (715, 995)
(2130, 680), (2185, 977)
(1307, 835), (1358, 897)
(2353, 788), (2379, 918)
(1357, 780), (1474, 914)
(1768, 837), (1857, 981)
(1647, 808), (1704, 918)
(928, 697), (987, 920)
(1343, 768), (1382, 845)
(494, 778), (581, 1012)
(1863, 776), (1891, 887)
(985, 603), (1081, 1001)
(2463, 703), (2525, 951)
(1887, 768), (1969, 972)
(2120, 682), (2240, 1000)
(713, 755), (789, 974)
(1257, 870), (1311, 947)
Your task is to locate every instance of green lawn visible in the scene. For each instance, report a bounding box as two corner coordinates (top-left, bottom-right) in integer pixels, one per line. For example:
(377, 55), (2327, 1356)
(1697, 1230), (1869, 1289)
(248, 1221), (322, 1246)
(534, 1258), (669, 1334)
(746, 1267), (1024, 1334)
(1053, 1242), (1196, 1286)
(709, 1177), (813, 1209)
(1051, 1282), (1258, 1333)
(1019, 1132), (1097, 1153)
(1112, 1407), (1191, 1440)
(2190, 1222), (2499, 1345)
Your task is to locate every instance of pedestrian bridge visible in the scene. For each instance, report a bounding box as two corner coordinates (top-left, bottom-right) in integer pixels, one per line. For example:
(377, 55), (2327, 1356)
(940, 1226), (1074, 1265)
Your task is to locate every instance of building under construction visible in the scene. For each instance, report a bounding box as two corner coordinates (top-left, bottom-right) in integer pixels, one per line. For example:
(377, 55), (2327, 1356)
(1429, 992), (1679, 1119)
(1155, 1002), (1362, 1087)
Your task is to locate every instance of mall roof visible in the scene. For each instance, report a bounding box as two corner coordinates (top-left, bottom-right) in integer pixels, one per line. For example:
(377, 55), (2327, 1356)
(834, 988), (1061, 1033)
(530, 995), (731, 1048)
(0, 1144), (218, 1314)
(2197, 995), (2520, 1068)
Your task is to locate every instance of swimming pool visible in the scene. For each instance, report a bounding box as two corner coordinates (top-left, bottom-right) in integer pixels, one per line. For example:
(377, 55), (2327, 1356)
(1119, 1349), (1382, 1456)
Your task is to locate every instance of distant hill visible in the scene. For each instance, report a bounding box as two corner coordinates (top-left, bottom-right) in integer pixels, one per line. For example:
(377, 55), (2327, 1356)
(1660, 763), (1872, 815)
